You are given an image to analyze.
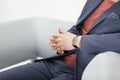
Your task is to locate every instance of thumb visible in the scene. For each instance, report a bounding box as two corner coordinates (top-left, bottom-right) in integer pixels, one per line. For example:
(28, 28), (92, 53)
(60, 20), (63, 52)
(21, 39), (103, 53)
(59, 27), (66, 34)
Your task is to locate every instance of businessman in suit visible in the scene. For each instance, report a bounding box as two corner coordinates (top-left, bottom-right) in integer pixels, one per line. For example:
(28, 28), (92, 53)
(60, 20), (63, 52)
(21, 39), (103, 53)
(0, 0), (120, 80)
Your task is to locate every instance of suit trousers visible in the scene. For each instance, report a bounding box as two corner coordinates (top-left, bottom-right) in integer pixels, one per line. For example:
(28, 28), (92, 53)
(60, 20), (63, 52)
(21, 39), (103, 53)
(0, 59), (74, 80)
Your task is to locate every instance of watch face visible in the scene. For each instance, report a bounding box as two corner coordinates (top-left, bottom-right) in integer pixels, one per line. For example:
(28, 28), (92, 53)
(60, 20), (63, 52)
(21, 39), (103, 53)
(72, 36), (79, 48)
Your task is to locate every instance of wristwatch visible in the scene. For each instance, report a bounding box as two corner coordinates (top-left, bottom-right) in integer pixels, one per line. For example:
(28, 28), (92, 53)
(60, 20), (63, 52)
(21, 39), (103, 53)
(72, 35), (79, 48)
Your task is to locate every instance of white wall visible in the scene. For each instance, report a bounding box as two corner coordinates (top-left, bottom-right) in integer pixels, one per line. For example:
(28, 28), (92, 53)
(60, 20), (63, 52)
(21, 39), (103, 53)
(0, 0), (86, 23)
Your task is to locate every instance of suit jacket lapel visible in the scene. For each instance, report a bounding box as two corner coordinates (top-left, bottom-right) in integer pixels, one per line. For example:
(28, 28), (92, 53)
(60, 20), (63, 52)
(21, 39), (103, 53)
(76, 0), (103, 27)
(87, 1), (120, 34)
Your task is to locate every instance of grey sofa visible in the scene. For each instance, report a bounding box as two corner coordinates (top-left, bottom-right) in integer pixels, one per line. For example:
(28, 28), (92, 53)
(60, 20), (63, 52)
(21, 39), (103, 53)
(0, 17), (74, 69)
(0, 17), (120, 80)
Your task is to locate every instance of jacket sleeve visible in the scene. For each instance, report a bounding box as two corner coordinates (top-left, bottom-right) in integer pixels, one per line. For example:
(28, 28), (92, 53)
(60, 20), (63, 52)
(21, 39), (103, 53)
(81, 33), (120, 54)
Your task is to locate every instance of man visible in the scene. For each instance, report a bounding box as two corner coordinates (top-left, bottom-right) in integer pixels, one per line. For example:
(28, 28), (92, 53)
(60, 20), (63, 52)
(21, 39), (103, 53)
(0, 0), (120, 80)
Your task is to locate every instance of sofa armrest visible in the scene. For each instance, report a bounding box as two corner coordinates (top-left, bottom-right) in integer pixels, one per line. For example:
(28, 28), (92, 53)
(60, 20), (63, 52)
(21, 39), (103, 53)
(82, 51), (120, 80)
(0, 18), (38, 69)
(0, 17), (74, 69)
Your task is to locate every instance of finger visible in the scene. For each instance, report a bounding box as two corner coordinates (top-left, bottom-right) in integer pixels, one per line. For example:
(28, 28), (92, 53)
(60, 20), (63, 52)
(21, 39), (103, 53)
(60, 46), (64, 51)
(52, 46), (58, 50)
(50, 36), (55, 41)
(56, 42), (61, 48)
(59, 46), (64, 54)
(51, 45), (58, 50)
(59, 27), (66, 34)
(56, 47), (61, 51)
(50, 43), (57, 47)
(56, 47), (62, 53)
(54, 38), (62, 43)
(60, 50), (64, 54)
(51, 34), (61, 38)
(49, 39), (57, 44)
(49, 42), (57, 47)
(59, 47), (64, 54)
(57, 47), (64, 54)
(55, 43), (64, 53)
(49, 42), (61, 51)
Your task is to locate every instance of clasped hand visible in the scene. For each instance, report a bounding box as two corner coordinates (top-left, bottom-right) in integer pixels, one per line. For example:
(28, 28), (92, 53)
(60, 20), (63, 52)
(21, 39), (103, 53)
(49, 28), (78, 54)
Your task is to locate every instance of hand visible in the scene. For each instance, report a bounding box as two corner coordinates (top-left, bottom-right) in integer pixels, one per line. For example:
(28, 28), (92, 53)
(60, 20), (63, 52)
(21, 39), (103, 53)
(49, 35), (64, 53)
(52, 28), (81, 50)
(49, 28), (81, 53)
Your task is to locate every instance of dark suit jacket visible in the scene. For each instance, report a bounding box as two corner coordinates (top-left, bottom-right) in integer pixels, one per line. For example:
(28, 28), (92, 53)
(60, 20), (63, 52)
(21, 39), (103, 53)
(35, 0), (120, 80)
(69, 0), (120, 79)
